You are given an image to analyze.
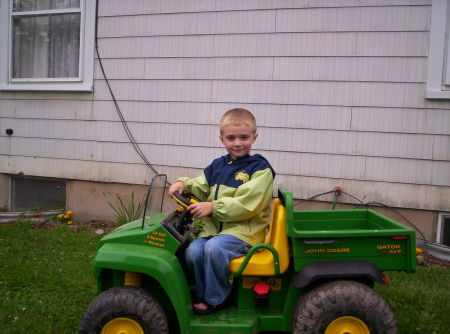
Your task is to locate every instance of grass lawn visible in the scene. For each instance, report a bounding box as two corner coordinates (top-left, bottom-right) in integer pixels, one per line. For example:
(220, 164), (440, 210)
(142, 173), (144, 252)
(1, 222), (449, 333)
(376, 266), (450, 334)
(0, 223), (101, 334)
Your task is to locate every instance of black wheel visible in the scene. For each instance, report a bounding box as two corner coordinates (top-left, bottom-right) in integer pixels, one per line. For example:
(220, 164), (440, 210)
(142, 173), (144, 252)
(293, 280), (397, 334)
(79, 286), (169, 334)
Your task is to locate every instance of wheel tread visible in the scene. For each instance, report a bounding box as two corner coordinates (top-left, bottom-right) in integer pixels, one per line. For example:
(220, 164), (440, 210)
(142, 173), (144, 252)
(293, 280), (397, 334)
(79, 286), (169, 334)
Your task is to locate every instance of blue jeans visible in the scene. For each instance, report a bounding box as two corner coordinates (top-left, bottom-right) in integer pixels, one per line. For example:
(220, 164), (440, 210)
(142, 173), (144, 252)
(185, 234), (250, 306)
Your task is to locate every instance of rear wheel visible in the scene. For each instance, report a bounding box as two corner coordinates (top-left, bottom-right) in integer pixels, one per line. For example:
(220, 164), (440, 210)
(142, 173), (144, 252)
(79, 286), (169, 334)
(293, 280), (397, 334)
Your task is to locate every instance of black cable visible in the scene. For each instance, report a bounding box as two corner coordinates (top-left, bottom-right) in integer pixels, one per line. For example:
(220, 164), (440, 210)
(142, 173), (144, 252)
(94, 0), (164, 181)
(293, 189), (336, 207)
(363, 201), (427, 242)
(340, 190), (365, 205)
(294, 189), (362, 208)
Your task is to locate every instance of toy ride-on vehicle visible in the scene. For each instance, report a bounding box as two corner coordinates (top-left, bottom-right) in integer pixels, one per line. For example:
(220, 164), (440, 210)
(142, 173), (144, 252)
(79, 174), (416, 334)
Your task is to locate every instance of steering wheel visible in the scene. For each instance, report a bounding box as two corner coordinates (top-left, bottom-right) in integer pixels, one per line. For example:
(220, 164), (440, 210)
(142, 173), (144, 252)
(170, 192), (199, 237)
(172, 191), (198, 208)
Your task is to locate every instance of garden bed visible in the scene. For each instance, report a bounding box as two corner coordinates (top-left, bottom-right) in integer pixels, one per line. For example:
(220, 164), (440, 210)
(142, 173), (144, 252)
(31, 218), (120, 235)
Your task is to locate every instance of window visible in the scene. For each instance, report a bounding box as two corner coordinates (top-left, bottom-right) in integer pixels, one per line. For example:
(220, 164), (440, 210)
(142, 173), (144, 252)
(437, 213), (450, 246)
(11, 176), (66, 211)
(426, 0), (450, 99)
(0, 0), (96, 91)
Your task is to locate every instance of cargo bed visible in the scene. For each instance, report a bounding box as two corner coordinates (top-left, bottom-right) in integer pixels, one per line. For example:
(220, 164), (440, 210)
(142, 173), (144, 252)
(280, 189), (416, 273)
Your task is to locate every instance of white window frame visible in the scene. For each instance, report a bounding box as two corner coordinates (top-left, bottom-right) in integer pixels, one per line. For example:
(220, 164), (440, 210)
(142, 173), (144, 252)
(0, 0), (96, 92)
(426, 0), (450, 99)
(436, 212), (450, 245)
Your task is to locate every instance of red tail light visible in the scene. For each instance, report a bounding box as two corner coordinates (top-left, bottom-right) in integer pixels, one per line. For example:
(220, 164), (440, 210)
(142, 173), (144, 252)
(390, 235), (408, 240)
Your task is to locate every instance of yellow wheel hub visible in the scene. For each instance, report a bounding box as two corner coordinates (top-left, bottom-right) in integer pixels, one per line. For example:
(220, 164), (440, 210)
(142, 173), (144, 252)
(101, 317), (144, 334)
(325, 316), (370, 334)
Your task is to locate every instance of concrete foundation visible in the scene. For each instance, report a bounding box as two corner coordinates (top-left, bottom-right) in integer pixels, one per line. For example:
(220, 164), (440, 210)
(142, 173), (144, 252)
(66, 178), (177, 223)
(66, 180), (149, 222)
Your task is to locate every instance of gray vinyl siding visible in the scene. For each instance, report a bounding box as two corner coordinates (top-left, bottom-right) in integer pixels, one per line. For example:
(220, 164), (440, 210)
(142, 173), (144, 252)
(0, 0), (449, 211)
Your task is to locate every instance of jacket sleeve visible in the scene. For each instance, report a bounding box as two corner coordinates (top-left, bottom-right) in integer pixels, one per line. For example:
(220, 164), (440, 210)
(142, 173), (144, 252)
(212, 168), (273, 223)
(176, 173), (210, 202)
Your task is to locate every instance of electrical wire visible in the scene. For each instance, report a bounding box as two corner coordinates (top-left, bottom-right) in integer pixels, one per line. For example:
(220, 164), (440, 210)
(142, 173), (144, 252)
(340, 190), (365, 205)
(294, 189), (337, 207)
(94, 1), (164, 182)
(363, 201), (427, 242)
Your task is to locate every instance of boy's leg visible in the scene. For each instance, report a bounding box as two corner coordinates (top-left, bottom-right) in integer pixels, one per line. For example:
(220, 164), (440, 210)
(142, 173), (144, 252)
(202, 234), (249, 306)
(185, 237), (208, 301)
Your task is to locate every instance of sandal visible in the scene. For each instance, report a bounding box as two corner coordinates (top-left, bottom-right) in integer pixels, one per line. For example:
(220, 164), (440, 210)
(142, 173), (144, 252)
(193, 301), (226, 315)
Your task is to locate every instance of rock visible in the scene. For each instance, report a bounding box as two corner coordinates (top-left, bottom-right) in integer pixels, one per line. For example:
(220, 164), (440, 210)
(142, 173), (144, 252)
(94, 229), (105, 235)
(416, 255), (426, 266)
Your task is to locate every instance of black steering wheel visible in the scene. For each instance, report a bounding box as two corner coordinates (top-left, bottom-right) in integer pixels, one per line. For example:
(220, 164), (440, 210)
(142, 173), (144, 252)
(169, 192), (199, 239)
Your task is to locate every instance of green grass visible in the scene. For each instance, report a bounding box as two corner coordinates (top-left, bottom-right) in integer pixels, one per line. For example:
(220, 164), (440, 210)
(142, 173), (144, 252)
(0, 223), (449, 334)
(376, 267), (450, 334)
(0, 223), (100, 334)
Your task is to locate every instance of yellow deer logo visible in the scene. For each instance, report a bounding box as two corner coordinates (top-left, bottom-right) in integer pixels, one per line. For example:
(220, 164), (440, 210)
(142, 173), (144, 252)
(235, 171), (250, 183)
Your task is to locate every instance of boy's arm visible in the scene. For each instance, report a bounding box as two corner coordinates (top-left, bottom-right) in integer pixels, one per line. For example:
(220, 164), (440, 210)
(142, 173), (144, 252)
(212, 168), (274, 223)
(176, 173), (210, 202)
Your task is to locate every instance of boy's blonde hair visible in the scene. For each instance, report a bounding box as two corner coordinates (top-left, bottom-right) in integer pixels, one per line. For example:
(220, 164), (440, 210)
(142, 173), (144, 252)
(220, 108), (257, 134)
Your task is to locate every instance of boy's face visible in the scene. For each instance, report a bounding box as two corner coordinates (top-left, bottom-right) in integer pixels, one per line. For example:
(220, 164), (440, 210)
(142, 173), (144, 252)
(220, 124), (257, 160)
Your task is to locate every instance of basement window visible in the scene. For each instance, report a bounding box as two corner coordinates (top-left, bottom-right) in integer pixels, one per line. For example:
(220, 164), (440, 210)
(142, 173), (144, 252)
(11, 177), (66, 211)
(437, 213), (450, 246)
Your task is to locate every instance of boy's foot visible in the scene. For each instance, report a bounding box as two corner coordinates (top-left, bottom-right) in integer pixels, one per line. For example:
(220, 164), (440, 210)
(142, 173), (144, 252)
(193, 302), (225, 315)
(193, 302), (208, 311)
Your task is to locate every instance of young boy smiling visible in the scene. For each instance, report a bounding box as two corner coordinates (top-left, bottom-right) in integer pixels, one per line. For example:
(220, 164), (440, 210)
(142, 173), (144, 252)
(168, 108), (275, 315)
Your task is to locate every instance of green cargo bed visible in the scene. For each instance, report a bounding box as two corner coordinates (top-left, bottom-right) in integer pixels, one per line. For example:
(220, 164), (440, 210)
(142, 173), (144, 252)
(280, 189), (416, 273)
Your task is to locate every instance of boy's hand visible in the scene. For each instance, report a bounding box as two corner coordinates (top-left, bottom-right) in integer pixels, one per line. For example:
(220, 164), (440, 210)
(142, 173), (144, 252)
(168, 181), (184, 197)
(187, 202), (213, 218)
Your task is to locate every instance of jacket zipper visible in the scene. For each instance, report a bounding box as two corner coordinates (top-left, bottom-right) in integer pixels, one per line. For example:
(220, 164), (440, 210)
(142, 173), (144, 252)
(214, 184), (223, 233)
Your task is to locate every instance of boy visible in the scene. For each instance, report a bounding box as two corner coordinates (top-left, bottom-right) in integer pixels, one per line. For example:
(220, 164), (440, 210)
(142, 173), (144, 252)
(168, 108), (275, 315)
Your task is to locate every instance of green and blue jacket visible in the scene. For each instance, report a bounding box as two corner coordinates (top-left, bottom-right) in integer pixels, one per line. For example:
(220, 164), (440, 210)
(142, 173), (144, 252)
(177, 153), (275, 246)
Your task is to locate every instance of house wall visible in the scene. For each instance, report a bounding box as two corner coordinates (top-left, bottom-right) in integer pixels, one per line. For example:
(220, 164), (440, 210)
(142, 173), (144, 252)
(0, 1), (449, 221)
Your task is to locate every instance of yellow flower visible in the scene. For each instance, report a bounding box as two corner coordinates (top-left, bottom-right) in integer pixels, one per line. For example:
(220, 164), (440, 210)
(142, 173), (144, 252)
(66, 210), (73, 215)
(64, 214), (69, 219)
(67, 221), (73, 225)
(57, 214), (64, 218)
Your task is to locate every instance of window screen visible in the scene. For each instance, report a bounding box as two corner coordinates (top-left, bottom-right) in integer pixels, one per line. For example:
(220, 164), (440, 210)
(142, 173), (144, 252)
(11, 177), (66, 211)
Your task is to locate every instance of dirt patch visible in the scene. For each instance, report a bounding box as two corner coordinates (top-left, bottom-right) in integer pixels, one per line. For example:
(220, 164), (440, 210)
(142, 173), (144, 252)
(30, 218), (120, 235)
(70, 220), (121, 234)
(417, 253), (450, 269)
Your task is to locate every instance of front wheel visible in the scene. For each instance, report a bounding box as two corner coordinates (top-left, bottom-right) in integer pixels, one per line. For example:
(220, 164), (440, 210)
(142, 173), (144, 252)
(293, 280), (397, 334)
(79, 286), (169, 334)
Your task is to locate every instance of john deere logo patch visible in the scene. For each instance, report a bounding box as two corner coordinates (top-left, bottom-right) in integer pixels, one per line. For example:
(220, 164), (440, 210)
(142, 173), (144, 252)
(235, 171), (250, 183)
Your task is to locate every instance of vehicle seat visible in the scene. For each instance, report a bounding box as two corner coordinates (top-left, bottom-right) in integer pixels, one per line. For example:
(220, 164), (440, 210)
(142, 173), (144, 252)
(229, 198), (289, 276)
